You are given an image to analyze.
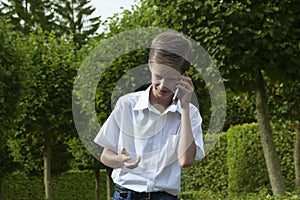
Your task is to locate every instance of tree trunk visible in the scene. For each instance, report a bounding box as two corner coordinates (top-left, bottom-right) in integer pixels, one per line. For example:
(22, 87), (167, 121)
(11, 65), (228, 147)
(255, 70), (285, 195)
(94, 160), (100, 200)
(44, 132), (51, 200)
(294, 121), (300, 193)
(106, 168), (112, 200)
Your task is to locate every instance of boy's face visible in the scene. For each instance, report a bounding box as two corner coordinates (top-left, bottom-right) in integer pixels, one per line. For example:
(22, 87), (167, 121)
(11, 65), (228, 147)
(149, 63), (183, 100)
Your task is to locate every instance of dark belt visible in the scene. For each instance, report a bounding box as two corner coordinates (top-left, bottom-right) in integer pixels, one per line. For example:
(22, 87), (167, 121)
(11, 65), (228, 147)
(114, 184), (176, 200)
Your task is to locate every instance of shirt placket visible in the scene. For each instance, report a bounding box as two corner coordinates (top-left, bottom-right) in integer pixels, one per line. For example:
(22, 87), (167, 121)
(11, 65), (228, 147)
(146, 111), (163, 192)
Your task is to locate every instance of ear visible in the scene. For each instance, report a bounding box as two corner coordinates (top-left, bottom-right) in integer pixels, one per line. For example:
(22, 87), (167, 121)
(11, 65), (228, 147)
(148, 59), (152, 71)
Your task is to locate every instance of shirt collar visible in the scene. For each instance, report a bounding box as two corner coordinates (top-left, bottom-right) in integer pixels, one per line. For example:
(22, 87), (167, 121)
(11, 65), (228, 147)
(133, 86), (182, 114)
(133, 86), (151, 111)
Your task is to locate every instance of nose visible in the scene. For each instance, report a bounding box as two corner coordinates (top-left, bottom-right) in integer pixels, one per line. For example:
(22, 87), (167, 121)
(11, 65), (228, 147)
(158, 79), (172, 91)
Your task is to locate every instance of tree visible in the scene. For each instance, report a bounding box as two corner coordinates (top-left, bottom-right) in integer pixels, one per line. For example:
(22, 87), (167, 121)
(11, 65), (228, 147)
(209, 1), (299, 195)
(0, 0), (56, 34)
(0, 18), (24, 200)
(54, 0), (101, 49)
(268, 80), (300, 192)
(9, 29), (77, 200)
(0, 0), (100, 48)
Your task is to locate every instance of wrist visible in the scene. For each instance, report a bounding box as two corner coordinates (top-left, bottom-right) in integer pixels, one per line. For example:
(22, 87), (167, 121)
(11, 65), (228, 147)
(181, 103), (190, 110)
(115, 154), (124, 168)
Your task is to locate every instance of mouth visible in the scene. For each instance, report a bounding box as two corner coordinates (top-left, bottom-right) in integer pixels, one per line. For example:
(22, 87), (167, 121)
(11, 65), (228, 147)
(156, 88), (171, 96)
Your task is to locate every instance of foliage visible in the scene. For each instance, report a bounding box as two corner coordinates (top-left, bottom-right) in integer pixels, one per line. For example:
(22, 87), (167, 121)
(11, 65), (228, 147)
(180, 188), (299, 200)
(0, 0), (101, 47)
(199, 0), (300, 90)
(54, 0), (101, 48)
(181, 132), (228, 194)
(3, 124), (297, 200)
(95, 49), (149, 123)
(7, 29), (78, 175)
(181, 122), (296, 197)
(273, 123), (297, 190)
(2, 170), (108, 200)
(0, 19), (23, 144)
(0, 0), (56, 34)
(224, 91), (256, 131)
(2, 169), (298, 200)
(227, 123), (270, 197)
(0, 18), (23, 196)
(227, 123), (295, 198)
(268, 81), (300, 123)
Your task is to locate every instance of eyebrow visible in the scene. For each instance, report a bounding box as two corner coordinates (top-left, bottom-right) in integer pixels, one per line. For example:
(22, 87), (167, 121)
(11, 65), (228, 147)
(153, 73), (181, 80)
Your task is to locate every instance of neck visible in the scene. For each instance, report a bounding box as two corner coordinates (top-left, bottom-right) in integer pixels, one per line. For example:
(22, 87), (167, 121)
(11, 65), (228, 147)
(149, 88), (173, 112)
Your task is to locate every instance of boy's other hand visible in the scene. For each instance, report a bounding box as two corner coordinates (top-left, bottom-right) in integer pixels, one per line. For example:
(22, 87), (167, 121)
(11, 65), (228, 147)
(120, 148), (141, 169)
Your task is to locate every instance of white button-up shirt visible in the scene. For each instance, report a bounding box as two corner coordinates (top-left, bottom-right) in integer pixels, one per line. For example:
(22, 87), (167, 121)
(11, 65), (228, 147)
(94, 87), (204, 195)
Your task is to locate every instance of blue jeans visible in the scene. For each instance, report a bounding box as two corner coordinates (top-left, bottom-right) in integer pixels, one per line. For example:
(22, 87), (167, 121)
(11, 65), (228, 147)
(112, 191), (178, 200)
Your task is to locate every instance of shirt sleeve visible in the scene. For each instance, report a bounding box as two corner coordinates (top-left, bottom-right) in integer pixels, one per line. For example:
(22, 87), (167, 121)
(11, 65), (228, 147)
(94, 98), (123, 153)
(190, 106), (205, 160)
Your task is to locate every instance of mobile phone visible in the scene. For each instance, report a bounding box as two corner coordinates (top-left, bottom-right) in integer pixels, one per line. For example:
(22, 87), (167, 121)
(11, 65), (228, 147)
(172, 72), (187, 101)
(172, 87), (179, 101)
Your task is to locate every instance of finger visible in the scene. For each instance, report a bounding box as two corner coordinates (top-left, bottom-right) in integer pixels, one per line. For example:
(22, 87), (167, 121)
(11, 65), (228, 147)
(121, 148), (129, 156)
(124, 163), (137, 169)
(134, 156), (141, 165)
(124, 156), (141, 169)
(187, 78), (194, 89)
(177, 81), (193, 92)
(122, 155), (132, 163)
(181, 77), (194, 89)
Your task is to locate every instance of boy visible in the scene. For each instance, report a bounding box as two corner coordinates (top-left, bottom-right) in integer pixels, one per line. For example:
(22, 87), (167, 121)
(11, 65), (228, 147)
(94, 31), (204, 200)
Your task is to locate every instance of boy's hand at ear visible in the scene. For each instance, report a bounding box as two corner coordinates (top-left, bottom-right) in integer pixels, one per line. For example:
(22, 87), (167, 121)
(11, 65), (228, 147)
(176, 73), (194, 109)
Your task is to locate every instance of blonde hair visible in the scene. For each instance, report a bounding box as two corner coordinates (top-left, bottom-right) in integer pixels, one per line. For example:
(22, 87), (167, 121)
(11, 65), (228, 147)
(149, 31), (192, 73)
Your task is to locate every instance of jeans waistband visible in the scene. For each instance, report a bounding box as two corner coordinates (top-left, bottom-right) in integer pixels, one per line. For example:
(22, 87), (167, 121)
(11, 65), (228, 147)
(114, 184), (176, 200)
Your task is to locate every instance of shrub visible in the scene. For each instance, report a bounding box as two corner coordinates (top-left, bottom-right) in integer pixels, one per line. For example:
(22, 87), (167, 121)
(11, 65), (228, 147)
(227, 123), (295, 198)
(2, 170), (108, 200)
(181, 132), (228, 195)
(180, 189), (225, 200)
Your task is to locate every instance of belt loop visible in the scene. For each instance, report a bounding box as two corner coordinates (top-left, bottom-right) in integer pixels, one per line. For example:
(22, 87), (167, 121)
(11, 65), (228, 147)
(127, 191), (133, 199)
(145, 193), (151, 200)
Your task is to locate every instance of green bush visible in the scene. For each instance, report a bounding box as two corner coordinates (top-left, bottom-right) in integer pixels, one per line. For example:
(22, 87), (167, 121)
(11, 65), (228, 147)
(181, 132), (228, 195)
(3, 172), (44, 200)
(182, 122), (295, 198)
(2, 170), (108, 200)
(227, 123), (270, 198)
(227, 123), (295, 198)
(2, 123), (296, 199)
(273, 123), (296, 190)
(180, 189), (225, 200)
(180, 188), (299, 200)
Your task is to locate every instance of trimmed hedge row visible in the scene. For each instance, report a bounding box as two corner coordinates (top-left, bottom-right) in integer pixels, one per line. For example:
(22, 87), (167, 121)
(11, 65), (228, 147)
(227, 123), (270, 197)
(181, 132), (228, 196)
(181, 122), (296, 198)
(2, 170), (107, 200)
(227, 123), (295, 197)
(2, 123), (296, 199)
(179, 188), (299, 200)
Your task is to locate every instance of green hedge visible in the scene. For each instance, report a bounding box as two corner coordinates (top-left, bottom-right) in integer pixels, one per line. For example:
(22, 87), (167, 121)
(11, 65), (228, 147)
(180, 188), (299, 200)
(181, 132), (228, 196)
(2, 170), (108, 200)
(227, 123), (270, 197)
(227, 123), (295, 198)
(273, 123), (296, 190)
(182, 122), (295, 198)
(2, 123), (296, 199)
